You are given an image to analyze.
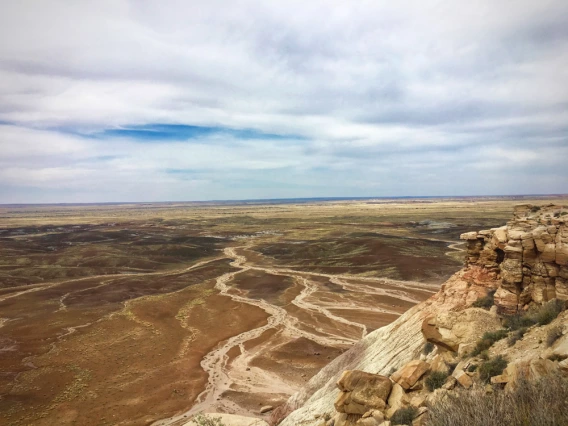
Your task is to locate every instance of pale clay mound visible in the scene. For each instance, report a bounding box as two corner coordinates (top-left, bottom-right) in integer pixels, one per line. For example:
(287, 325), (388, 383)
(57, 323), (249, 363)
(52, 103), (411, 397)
(279, 204), (568, 426)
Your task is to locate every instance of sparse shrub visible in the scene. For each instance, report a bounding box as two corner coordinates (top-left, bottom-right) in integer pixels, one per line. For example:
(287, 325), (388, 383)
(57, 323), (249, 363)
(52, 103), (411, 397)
(390, 406), (418, 425)
(426, 371), (449, 391)
(533, 299), (564, 326)
(423, 341), (435, 355)
(472, 290), (496, 309)
(467, 364), (478, 372)
(530, 206), (541, 213)
(548, 353), (568, 362)
(428, 375), (568, 426)
(503, 314), (536, 331)
(546, 326), (562, 347)
(191, 414), (225, 426)
(471, 329), (508, 356)
(478, 355), (507, 383)
(507, 327), (528, 346)
(479, 350), (489, 360)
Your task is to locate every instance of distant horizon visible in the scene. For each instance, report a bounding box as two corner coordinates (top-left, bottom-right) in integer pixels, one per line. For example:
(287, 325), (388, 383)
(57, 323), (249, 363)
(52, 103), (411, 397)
(2, 193), (567, 208)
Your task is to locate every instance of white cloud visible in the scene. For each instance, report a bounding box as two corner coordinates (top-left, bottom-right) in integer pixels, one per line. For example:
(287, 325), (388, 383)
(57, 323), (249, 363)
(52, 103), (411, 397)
(1, 0), (567, 202)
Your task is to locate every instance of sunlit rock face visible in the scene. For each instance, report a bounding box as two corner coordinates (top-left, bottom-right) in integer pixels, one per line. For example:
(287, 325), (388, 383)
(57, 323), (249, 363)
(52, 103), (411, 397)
(460, 204), (568, 314)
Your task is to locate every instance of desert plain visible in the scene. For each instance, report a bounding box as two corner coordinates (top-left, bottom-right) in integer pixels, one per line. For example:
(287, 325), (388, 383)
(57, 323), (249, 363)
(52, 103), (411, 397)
(1, 196), (566, 426)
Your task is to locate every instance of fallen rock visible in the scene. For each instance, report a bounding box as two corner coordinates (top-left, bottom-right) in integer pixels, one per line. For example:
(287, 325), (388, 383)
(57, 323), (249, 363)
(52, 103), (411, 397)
(335, 370), (392, 415)
(385, 383), (409, 419)
(391, 360), (430, 390)
(334, 413), (361, 426)
(356, 417), (381, 426)
(490, 358), (559, 391)
(409, 394), (426, 408)
(259, 406), (273, 414)
(422, 308), (502, 352)
(442, 375), (457, 390)
(454, 370), (473, 389)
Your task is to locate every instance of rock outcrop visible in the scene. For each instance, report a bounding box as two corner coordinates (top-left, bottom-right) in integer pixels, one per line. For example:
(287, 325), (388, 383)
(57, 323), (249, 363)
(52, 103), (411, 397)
(460, 204), (568, 314)
(335, 370), (392, 414)
(278, 205), (568, 426)
(421, 308), (501, 355)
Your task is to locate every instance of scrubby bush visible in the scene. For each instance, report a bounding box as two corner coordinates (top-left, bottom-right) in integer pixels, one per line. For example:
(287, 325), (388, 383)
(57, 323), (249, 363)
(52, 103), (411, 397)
(428, 375), (568, 426)
(546, 326), (562, 347)
(507, 327), (528, 346)
(390, 406), (418, 425)
(426, 371), (449, 391)
(503, 314), (536, 331)
(423, 341), (435, 355)
(478, 355), (507, 383)
(467, 364), (478, 372)
(470, 329), (508, 356)
(548, 353), (567, 362)
(472, 290), (496, 309)
(533, 299), (564, 326)
(191, 414), (225, 426)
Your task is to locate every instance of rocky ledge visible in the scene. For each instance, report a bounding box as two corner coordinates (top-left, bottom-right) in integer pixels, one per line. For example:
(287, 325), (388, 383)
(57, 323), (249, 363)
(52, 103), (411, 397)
(277, 205), (568, 426)
(460, 204), (568, 313)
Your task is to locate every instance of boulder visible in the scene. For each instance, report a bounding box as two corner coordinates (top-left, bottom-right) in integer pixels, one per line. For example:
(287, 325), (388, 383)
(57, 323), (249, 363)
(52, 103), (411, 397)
(454, 370), (473, 389)
(460, 232), (479, 241)
(442, 376), (457, 390)
(409, 394), (427, 408)
(356, 418), (380, 426)
(390, 360), (430, 390)
(259, 406), (273, 414)
(490, 359), (559, 391)
(421, 308), (502, 352)
(385, 383), (409, 419)
(334, 413), (361, 426)
(362, 410), (385, 423)
(335, 371), (392, 415)
(430, 353), (454, 374)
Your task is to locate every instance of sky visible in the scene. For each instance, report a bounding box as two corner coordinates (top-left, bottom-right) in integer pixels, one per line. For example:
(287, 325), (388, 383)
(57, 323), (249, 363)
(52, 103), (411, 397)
(1, 0), (567, 203)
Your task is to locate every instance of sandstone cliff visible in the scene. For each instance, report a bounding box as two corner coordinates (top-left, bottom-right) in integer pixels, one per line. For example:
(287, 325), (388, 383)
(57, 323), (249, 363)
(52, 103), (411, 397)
(460, 204), (568, 313)
(278, 205), (568, 426)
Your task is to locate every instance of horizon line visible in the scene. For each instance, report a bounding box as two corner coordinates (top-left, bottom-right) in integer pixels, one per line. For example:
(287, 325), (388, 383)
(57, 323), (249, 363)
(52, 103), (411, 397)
(1, 193), (567, 208)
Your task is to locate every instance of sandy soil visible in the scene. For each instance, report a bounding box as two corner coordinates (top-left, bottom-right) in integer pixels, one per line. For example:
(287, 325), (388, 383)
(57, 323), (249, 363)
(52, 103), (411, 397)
(2, 197), (560, 425)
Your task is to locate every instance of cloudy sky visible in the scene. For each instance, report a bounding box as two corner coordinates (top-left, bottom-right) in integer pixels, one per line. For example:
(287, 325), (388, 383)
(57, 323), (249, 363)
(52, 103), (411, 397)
(1, 0), (567, 203)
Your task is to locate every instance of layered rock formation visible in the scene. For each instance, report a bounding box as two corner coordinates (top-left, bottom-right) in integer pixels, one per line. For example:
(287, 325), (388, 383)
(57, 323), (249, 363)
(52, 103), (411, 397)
(278, 205), (568, 426)
(460, 204), (568, 313)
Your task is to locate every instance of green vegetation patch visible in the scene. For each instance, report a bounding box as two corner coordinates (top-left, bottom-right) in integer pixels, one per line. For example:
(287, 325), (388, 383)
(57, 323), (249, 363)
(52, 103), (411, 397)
(390, 406), (418, 425)
(471, 329), (508, 356)
(426, 371), (449, 391)
(479, 355), (508, 383)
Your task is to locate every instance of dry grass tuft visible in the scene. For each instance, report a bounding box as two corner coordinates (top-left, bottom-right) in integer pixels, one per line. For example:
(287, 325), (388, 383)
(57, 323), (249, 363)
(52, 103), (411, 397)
(428, 375), (568, 426)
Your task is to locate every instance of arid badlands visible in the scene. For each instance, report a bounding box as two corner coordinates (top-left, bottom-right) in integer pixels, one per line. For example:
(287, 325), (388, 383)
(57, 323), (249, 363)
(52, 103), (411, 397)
(1, 196), (567, 426)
